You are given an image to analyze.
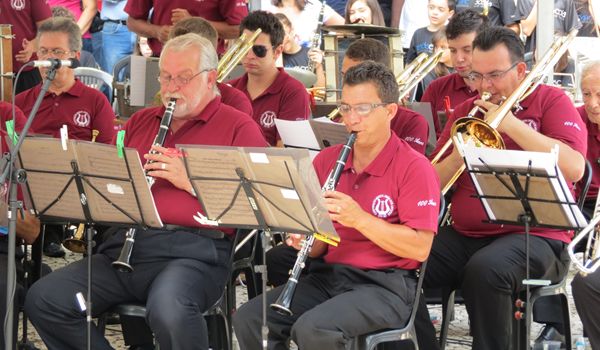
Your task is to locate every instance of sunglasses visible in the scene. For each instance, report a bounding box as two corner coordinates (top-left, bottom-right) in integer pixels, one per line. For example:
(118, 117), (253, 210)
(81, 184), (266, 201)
(252, 45), (268, 58)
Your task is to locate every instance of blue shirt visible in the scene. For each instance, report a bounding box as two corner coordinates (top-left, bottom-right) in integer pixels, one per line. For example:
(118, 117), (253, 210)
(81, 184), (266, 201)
(101, 0), (128, 21)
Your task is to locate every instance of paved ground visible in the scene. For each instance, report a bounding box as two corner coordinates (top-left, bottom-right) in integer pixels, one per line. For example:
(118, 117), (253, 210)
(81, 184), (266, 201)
(18, 248), (592, 349)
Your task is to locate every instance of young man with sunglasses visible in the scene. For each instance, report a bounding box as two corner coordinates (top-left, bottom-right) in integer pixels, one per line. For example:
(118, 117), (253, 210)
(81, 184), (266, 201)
(228, 11), (311, 147)
(416, 26), (587, 350)
(234, 60), (440, 350)
(420, 9), (487, 137)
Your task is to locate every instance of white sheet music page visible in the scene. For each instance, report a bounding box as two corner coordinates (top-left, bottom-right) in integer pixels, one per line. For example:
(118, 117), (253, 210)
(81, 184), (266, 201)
(274, 118), (320, 151)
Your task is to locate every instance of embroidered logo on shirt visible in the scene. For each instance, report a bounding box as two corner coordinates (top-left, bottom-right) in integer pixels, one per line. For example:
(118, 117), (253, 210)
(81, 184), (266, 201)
(564, 121), (582, 131)
(372, 194), (394, 218)
(554, 9), (567, 19)
(73, 111), (91, 127)
(260, 111), (277, 128)
(404, 136), (425, 146)
(417, 199), (437, 207)
(11, 0), (25, 11)
(521, 118), (539, 131)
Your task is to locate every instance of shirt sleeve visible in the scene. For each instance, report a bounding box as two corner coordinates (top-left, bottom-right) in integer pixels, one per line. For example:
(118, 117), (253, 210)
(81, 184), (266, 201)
(499, 0), (520, 25)
(219, 0), (248, 25)
(565, 0), (583, 32)
(92, 94), (117, 144)
(275, 81), (311, 142)
(32, 0), (52, 22)
(124, 0), (153, 20)
(397, 157), (440, 232)
(395, 109), (429, 155)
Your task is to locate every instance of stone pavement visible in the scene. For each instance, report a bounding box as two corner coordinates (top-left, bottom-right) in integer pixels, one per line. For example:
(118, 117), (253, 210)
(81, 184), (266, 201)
(18, 248), (592, 349)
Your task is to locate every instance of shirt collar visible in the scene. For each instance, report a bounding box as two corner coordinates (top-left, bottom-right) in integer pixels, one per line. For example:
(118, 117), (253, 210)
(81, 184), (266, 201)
(452, 73), (476, 94)
(240, 68), (288, 98)
(153, 96), (222, 123)
(41, 79), (85, 97)
(344, 134), (400, 177)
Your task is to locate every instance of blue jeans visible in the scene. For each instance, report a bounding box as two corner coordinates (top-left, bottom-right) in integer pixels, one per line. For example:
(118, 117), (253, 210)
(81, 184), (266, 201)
(100, 21), (136, 76)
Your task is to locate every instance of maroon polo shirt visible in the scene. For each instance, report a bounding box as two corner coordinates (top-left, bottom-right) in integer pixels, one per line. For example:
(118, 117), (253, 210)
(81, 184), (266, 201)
(420, 72), (478, 136)
(0, 101), (28, 133)
(125, 0), (248, 55)
(15, 80), (116, 143)
(392, 106), (429, 154)
(218, 82), (253, 116)
(228, 68), (311, 146)
(314, 134), (440, 270)
(0, 0), (51, 73)
(431, 85), (587, 243)
(121, 96), (267, 229)
(577, 105), (600, 201)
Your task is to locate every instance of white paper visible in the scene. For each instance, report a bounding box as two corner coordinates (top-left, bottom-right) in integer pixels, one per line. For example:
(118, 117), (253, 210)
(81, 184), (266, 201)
(274, 119), (320, 150)
(249, 152), (269, 164)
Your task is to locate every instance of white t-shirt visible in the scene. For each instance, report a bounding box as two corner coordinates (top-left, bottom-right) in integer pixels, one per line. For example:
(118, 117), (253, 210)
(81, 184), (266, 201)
(399, 0), (429, 48)
(265, 1), (338, 47)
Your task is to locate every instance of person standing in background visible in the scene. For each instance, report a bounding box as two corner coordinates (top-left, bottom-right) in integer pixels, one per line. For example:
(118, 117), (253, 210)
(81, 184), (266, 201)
(100, 0), (136, 74)
(46, 0), (98, 54)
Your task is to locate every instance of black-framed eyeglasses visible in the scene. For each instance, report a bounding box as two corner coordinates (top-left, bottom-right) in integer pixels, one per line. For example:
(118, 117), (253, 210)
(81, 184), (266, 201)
(337, 103), (389, 116)
(252, 45), (269, 58)
(468, 62), (520, 83)
(37, 48), (73, 57)
(157, 69), (209, 87)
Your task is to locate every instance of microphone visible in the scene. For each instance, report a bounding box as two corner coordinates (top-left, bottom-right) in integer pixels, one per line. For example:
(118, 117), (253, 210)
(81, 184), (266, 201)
(31, 58), (80, 69)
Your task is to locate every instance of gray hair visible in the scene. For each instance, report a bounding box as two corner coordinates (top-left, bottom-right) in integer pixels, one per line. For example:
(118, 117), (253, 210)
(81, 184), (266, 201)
(161, 33), (219, 94)
(581, 61), (600, 84)
(37, 17), (82, 52)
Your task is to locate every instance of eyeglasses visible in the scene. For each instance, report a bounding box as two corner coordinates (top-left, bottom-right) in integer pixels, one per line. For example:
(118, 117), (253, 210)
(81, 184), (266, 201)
(252, 45), (268, 58)
(337, 103), (389, 116)
(37, 48), (73, 57)
(157, 69), (209, 87)
(468, 62), (520, 83)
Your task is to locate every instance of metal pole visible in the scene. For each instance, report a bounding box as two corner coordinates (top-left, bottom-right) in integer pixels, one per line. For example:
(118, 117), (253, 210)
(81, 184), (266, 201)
(536, 0), (554, 83)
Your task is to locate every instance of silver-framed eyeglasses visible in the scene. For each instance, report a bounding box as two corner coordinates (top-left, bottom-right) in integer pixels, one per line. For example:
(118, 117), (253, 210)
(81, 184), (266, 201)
(337, 103), (389, 116)
(157, 69), (210, 87)
(37, 48), (73, 57)
(468, 62), (520, 83)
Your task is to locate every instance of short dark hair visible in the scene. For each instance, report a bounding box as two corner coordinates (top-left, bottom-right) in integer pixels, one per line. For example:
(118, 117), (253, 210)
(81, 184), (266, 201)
(343, 61), (399, 103)
(446, 8), (488, 40)
(345, 38), (390, 67)
(240, 11), (285, 48)
(473, 26), (524, 64)
(429, 0), (456, 11)
(170, 17), (218, 49)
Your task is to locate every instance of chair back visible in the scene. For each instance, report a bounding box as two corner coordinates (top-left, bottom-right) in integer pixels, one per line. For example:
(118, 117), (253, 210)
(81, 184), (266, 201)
(74, 67), (113, 91)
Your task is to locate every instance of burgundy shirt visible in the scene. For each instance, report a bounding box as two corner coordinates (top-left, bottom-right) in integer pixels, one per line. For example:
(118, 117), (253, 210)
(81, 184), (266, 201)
(218, 82), (253, 116)
(392, 106), (429, 154)
(0, 0), (51, 72)
(577, 105), (600, 201)
(228, 68), (311, 146)
(125, 0), (248, 55)
(15, 80), (116, 143)
(431, 85), (587, 243)
(315, 134), (440, 270)
(0, 101), (28, 133)
(121, 97), (267, 229)
(420, 73), (478, 136)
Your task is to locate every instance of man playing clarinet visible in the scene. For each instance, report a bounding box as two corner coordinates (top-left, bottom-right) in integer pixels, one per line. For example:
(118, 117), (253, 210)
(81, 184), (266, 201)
(233, 61), (441, 350)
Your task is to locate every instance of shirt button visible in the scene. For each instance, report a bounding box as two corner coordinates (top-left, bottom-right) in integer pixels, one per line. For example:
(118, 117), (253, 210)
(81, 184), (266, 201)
(353, 184), (359, 190)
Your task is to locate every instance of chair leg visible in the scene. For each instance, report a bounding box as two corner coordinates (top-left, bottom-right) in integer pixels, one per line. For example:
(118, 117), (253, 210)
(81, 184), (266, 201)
(560, 294), (572, 350)
(439, 290), (455, 350)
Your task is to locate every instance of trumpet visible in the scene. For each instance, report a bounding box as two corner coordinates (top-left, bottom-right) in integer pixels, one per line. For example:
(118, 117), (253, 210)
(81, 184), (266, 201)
(431, 30), (578, 195)
(63, 129), (100, 253)
(568, 190), (600, 275)
(270, 132), (357, 315)
(217, 29), (262, 83)
(112, 98), (177, 272)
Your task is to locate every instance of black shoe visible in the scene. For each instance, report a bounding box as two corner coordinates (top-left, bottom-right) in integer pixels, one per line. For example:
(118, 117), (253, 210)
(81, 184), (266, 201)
(43, 242), (66, 258)
(533, 325), (566, 349)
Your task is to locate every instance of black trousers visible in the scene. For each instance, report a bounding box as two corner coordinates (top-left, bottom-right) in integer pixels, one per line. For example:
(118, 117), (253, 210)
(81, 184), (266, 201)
(233, 261), (417, 350)
(25, 228), (232, 350)
(266, 244), (315, 287)
(414, 227), (568, 350)
(572, 270), (600, 349)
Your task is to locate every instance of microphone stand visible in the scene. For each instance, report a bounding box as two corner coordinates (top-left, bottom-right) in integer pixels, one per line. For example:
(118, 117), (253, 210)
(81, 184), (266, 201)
(3, 65), (58, 350)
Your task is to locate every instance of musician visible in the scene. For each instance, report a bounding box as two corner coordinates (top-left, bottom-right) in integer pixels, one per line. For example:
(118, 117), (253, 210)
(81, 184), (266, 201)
(228, 11), (311, 147)
(571, 60), (600, 350)
(420, 9), (487, 136)
(24, 33), (267, 350)
(0, 0), (52, 94)
(169, 16), (254, 116)
(125, 0), (248, 55)
(415, 26), (587, 349)
(234, 61), (441, 350)
(454, 0), (520, 31)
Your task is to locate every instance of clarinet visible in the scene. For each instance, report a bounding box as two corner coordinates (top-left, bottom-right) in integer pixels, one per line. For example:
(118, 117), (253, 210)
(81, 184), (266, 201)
(112, 98), (177, 273)
(270, 131), (357, 315)
(307, 0), (326, 72)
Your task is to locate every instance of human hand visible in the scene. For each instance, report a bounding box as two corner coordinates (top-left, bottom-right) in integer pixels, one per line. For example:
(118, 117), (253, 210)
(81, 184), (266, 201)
(323, 190), (367, 228)
(144, 145), (193, 194)
(285, 233), (304, 250)
(15, 38), (34, 63)
(171, 8), (192, 24)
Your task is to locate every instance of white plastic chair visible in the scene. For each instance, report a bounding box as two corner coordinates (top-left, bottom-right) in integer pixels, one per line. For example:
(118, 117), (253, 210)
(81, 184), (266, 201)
(74, 67), (113, 91)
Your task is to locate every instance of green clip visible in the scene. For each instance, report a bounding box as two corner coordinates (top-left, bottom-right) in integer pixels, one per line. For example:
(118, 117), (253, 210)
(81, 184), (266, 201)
(5, 120), (17, 146)
(116, 130), (125, 158)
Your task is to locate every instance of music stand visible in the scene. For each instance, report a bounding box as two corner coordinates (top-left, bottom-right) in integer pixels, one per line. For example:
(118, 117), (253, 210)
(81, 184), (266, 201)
(179, 145), (338, 350)
(460, 143), (587, 347)
(13, 137), (162, 350)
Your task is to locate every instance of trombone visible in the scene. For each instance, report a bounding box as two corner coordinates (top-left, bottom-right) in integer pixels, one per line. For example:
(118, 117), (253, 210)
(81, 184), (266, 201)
(431, 29), (578, 195)
(217, 29), (262, 83)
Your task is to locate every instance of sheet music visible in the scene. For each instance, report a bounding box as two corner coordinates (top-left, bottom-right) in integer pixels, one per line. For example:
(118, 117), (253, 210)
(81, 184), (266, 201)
(461, 144), (587, 229)
(75, 142), (162, 227)
(274, 119), (320, 150)
(310, 118), (350, 149)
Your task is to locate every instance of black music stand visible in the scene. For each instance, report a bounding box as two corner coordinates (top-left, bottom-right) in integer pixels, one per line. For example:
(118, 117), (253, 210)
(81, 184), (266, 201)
(179, 145), (338, 350)
(460, 144), (586, 348)
(14, 137), (162, 350)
